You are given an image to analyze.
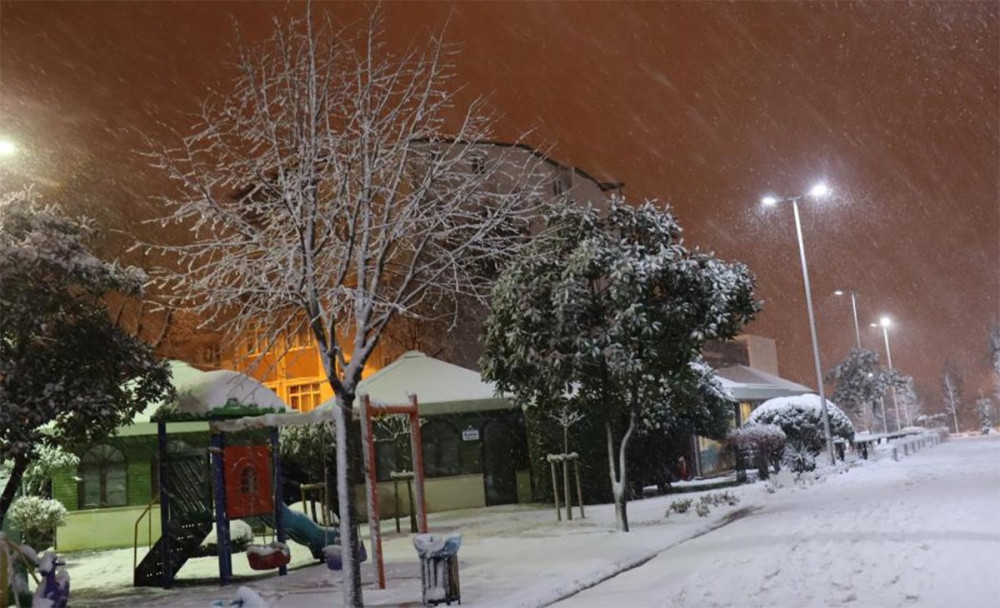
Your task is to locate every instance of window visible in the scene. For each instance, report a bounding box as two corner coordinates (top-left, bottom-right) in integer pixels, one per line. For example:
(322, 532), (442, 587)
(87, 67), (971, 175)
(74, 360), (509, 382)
(289, 325), (315, 350)
(243, 326), (267, 356)
(79, 445), (127, 508)
(287, 382), (322, 412)
(421, 421), (462, 477)
(470, 156), (486, 175)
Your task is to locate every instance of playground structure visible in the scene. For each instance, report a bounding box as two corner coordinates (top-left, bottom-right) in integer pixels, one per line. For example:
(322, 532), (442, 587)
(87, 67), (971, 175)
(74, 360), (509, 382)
(132, 376), (427, 591)
(133, 413), (339, 587)
(360, 394), (428, 589)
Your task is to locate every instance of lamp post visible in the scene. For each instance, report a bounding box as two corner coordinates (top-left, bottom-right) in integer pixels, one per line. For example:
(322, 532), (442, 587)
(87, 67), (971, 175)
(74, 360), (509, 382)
(0, 139), (17, 157)
(834, 289), (862, 350)
(871, 317), (905, 429)
(762, 182), (836, 465)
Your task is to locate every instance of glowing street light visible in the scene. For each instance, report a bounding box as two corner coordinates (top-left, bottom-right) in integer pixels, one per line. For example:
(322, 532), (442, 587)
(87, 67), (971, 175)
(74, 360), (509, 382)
(871, 316), (905, 429)
(760, 181), (836, 465)
(0, 139), (17, 157)
(834, 289), (862, 349)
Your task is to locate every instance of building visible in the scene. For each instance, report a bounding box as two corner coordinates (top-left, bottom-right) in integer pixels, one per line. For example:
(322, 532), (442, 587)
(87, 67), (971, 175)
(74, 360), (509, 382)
(690, 335), (813, 476)
(210, 141), (622, 413)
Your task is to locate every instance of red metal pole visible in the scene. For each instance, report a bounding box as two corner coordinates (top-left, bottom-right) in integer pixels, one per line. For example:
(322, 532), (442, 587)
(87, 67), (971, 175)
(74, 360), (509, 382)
(409, 395), (428, 533)
(361, 395), (386, 589)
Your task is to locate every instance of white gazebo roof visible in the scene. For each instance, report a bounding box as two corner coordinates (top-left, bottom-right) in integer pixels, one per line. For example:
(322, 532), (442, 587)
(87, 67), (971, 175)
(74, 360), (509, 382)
(714, 365), (813, 402)
(321, 351), (514, 416)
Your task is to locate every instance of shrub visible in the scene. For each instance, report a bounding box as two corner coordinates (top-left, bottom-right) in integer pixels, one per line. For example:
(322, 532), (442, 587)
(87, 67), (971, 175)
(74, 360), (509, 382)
(745, 395), (854, 456)
(695, 502), (711, 517)
(726, 423), (786, 479)
(668, 498), (692, 514)
(7, 496), (67, 548)
(783, 442), (817, 473)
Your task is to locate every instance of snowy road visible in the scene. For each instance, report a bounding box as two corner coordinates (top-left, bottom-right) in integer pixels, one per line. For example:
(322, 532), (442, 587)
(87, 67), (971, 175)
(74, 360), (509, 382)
(557, 436), (1000, 608)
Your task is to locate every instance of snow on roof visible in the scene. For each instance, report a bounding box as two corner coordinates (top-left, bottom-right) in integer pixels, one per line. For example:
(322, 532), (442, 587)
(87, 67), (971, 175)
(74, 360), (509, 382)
(713, 365), (813, 402)
(133, 360), (207, 423)
(163, 369), (288, 418)
(319, 351), (513, 415)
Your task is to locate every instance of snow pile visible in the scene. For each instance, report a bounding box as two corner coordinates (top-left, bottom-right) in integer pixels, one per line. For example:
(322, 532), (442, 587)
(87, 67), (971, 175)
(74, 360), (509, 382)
(746, 394), (854, 452)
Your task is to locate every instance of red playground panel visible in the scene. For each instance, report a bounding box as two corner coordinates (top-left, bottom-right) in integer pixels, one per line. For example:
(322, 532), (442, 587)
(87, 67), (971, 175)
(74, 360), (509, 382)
(223, 445), (273, 518)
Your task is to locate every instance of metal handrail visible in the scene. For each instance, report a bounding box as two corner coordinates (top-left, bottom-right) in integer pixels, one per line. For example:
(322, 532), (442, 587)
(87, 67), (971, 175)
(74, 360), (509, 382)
(132, 496), (159, 575)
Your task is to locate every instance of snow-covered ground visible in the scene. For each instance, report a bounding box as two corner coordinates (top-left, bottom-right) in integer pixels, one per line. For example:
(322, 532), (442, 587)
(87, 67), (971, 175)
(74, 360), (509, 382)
(66, 435), (999, 607)
(559, 435), (1000, 608)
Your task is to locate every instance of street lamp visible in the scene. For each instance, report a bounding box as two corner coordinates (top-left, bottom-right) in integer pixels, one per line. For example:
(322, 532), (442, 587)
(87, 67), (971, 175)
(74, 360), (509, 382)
(0, 139), (17, 157)
(833, 289), (861, 350)
(871, 316), (905, 429)
(761, 181), (836, 465)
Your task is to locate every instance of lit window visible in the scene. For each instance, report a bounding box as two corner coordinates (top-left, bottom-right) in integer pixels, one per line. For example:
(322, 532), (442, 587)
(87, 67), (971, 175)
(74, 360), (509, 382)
(289, 326), (315, 350)
(287, 382), (322, 412)
(79, 445), (127, 508)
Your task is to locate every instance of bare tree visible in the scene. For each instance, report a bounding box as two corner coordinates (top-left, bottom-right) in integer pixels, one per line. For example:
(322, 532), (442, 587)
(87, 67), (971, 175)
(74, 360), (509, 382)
(941, 361), (964, 434)
(147, 7), (546, 605)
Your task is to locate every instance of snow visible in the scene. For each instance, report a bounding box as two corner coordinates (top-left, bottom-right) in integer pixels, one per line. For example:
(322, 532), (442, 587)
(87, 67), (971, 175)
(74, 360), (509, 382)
(161, 370), (287, 417)
(63, 436), (999, 607)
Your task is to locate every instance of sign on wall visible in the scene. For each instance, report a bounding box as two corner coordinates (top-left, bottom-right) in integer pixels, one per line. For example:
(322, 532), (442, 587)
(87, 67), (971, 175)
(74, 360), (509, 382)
(462, 426), (480, 442)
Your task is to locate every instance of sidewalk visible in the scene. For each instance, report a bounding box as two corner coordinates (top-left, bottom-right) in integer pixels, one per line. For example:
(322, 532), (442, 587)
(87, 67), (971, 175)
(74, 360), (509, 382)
(70, 483), (767, 607)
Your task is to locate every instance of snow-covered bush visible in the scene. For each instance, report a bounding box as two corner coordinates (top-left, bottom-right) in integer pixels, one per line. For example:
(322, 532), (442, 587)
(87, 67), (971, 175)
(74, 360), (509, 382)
(726, 423), (786, 479)
(202, 519), (254, 554)
(7, 496), (67, 548)
(782, 443), (816, 474)
(668, 498), (693, 514)
(745, 394), (854, 456)
(695, 502), (711, 517)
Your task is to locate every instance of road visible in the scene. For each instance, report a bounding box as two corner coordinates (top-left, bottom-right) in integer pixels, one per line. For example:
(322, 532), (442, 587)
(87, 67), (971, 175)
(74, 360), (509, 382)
(557, 435), (1000, 608)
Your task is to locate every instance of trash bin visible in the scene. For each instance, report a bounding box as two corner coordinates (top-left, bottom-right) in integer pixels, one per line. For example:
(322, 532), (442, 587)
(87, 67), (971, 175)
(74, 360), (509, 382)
(413, 533), (462, 606)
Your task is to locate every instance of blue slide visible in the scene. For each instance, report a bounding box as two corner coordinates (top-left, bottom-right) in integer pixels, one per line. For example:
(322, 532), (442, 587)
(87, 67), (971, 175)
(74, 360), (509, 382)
(261, 503), (340, 560)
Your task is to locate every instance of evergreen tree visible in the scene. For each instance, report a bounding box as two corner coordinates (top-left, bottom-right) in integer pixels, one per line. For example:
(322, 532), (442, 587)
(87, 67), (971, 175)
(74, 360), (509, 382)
(827, 348), (893, 431)
(482, 198), (759, 531)
(0, 190), (172, 522)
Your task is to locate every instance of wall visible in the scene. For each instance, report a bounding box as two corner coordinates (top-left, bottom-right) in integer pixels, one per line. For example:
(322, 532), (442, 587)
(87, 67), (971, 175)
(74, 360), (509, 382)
(57, 504), (161, 552)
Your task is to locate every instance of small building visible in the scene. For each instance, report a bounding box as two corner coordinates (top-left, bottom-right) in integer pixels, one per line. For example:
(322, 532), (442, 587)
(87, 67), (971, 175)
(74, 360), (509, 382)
(689, 364), (813, 477)
(333, 351), (532, 517)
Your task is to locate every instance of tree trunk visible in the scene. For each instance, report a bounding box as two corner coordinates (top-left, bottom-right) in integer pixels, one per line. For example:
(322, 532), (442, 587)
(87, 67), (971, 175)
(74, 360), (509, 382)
(333, 394), (364, 608)
(0, 455), (28, 526)
(605, 414), (636, 533)
(562, 426), (572, 520)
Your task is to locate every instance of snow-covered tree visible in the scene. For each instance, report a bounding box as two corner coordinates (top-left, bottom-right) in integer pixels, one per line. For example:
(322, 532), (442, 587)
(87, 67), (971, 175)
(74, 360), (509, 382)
(482, 198), (759, 531)
(941, 360), (964, 433)
(1, 445), (79, 498)
(893, 375), (922, 429)
(975, 396), (992, 434)
(147, 9), (546, 603)
(745, 394), (854, 455)
(0, 190), (172, 522)
(988, 326), (1000, 424)
(827, 348), (893, 431)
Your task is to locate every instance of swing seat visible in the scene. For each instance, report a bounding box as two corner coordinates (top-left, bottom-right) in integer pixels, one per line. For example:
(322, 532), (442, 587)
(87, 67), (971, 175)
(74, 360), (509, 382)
(323, 541), (368, 571)
(246, 542), (291, 570)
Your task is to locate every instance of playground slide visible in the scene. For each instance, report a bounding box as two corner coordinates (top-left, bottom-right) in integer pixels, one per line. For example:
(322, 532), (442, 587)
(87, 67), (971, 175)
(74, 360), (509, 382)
(264, 503), (340, 561)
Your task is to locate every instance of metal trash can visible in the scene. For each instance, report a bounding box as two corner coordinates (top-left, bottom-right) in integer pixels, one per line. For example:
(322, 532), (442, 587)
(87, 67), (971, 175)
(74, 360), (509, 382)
(413, 533), (462, 606)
